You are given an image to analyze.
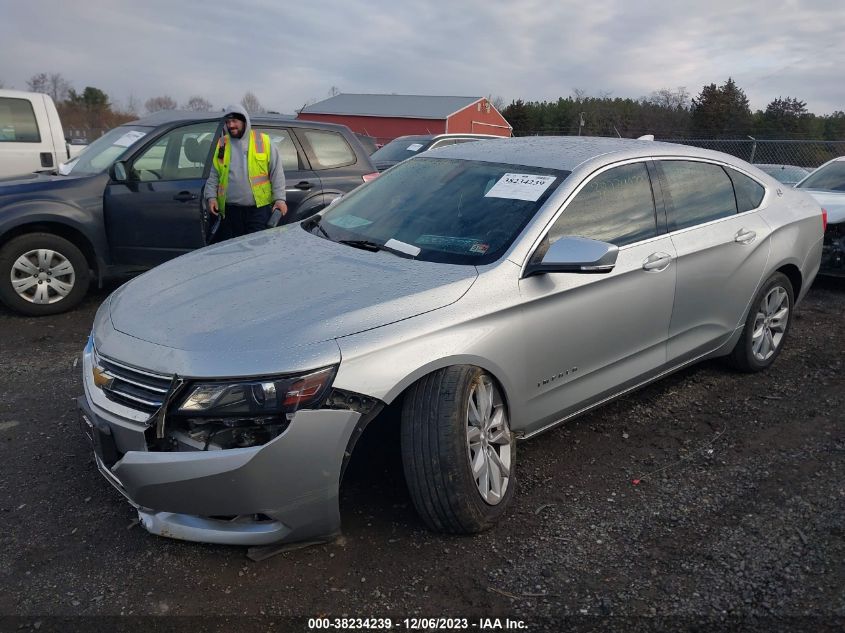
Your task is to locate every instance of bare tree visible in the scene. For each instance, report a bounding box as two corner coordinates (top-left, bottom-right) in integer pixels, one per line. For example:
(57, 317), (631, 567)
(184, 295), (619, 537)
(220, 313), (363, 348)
(486, 94), (506, 111)
(648, 87), (691, 110)
(241, 91), (264, 114)
(126, 93), (142, 117)
(145, 95), (177, 113)
(328, 86), (341, 98)
(26, 72), (71, 102)
(184, 96), (213, 111)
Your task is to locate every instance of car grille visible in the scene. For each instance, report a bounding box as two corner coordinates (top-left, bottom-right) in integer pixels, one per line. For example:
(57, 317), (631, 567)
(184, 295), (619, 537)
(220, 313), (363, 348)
(95, 353), (172, 415)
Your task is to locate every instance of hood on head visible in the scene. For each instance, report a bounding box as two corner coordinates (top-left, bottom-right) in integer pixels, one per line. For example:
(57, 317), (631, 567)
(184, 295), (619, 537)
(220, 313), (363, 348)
(223, 104), (251, 141)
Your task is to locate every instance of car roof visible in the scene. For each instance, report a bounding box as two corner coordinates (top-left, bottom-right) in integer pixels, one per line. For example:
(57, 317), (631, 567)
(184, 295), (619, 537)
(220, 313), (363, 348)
(422, 136), (752, 172)
(128, 110), (355, 133)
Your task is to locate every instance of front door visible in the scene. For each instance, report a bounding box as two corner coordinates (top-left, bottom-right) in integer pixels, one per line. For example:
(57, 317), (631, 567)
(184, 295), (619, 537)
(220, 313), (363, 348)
(518, 161), (677, 434)
(104, 121), (219, 267)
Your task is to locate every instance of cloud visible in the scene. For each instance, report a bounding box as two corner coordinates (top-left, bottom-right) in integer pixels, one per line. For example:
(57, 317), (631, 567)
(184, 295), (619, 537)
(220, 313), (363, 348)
(1, 0), (842, 115)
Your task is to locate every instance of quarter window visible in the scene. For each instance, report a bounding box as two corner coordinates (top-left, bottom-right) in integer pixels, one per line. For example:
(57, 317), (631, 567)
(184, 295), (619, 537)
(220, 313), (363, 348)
(0, 97), (41, 143)
(660, 160), (737, 231)
(300, 129), (356, 169)
(548, 162), (658, 247)
(726, 168), (765, 212)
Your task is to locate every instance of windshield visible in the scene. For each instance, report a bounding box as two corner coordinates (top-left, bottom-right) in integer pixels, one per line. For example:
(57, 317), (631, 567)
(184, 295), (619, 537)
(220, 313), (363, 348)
(64, 125), (152, 176)
(370, 137), (433, 162)
(316, 157), (569, 265)
(796, 160), (845, 192)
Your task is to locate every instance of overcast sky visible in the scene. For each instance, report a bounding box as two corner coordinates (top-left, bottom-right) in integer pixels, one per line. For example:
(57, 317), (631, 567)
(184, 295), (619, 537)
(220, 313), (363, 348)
(2, 0), (843, 116)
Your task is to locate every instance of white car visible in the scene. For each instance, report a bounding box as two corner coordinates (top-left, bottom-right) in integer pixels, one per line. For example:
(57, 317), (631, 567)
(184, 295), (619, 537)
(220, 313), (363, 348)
(794, 156), (845, 275)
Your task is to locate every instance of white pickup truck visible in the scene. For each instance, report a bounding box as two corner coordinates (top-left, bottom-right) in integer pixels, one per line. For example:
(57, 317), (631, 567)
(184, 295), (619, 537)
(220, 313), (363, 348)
(0, 89), (84, 178)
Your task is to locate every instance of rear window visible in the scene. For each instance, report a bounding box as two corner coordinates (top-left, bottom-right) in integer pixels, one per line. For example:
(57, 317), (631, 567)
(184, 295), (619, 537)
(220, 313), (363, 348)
(659, 160), (737, 231)
(300, 129), (356, 169)
(370, 137), (432, 162)
(0, 97), (40, 143)
(796, 161), (845, 192)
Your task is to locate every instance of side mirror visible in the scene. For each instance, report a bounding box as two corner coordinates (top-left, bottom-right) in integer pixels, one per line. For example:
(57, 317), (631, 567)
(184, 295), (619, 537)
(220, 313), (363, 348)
(112, 160), (128, 182)
(524, 236), (619, 277)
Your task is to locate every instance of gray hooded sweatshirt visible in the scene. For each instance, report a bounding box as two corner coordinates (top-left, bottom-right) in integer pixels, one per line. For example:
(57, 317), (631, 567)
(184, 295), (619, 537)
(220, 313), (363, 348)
(204, 104), (286, 207)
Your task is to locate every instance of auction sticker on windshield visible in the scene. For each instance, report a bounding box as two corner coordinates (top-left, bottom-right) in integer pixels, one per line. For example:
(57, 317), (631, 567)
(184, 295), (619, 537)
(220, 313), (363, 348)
(113, 131), (147, 147)
(484, 173), (556, 201)
(406, 143), (424, 151)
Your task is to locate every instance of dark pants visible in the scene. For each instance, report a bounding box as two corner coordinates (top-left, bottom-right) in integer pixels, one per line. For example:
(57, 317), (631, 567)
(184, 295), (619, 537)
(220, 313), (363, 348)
(211, 204), (272, 243)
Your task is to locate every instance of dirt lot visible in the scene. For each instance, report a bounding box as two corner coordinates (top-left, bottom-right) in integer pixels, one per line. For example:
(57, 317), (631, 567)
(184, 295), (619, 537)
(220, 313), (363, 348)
(0, 277), (842, 633)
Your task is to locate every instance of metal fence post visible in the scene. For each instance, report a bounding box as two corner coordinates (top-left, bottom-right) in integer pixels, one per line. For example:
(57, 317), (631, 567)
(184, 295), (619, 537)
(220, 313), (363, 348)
(748, 136), (757, 164)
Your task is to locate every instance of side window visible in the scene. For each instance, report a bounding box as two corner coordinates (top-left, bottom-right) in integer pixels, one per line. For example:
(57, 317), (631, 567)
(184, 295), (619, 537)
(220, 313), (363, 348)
(256, 128), (303, 171)
(660, 160), (737, 231)
(300, 129), (356, 169)
(131, 121), (217, 182)
(0, 97), (41, 142)
(726, 167), (765, 212)
(548, 162), (658, 247)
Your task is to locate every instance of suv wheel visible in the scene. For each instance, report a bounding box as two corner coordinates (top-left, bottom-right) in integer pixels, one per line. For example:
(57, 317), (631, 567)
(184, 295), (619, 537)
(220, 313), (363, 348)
(0, 233), (90, 316)
(728, 272), (793, 372)
(401, 366), (515, 533)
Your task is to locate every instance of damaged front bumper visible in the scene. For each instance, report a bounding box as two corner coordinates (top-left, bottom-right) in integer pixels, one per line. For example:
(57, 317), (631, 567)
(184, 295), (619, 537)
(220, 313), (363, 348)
(78, 343), (364, 548)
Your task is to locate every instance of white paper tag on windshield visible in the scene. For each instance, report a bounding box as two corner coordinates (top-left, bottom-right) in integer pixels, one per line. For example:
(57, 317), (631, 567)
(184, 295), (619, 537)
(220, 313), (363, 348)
(385, 238), (421, 256)
(406, 143), (424, 151)
(113, 130), (147, 147)
(484, 173), (556, 202)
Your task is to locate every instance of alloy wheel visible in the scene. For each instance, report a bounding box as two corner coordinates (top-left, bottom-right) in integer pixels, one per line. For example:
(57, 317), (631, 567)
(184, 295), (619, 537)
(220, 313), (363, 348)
(751, 285), (789, 362)
(466, 375), (512, 505)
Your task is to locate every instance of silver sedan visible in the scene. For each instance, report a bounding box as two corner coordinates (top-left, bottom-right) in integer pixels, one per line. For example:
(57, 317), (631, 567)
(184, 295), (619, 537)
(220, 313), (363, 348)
(78, 137), (824, 551)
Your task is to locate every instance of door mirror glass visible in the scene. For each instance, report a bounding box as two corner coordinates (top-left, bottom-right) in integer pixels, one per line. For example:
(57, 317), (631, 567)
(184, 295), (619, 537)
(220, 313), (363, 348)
(525, 236), (619, 277)
(112, 160), (128, 182)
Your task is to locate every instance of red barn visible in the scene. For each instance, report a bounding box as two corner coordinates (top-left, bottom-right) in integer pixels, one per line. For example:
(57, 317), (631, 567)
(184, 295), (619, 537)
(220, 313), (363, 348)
(297, 94), (511, 145)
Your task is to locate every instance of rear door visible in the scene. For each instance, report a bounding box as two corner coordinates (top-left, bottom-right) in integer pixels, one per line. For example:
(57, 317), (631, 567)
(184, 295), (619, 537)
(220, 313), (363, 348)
(294, 127), (367, 219)
(252, 126), (319, 223)
(103, 120), (219, 267)
(654, 159), (771, 363)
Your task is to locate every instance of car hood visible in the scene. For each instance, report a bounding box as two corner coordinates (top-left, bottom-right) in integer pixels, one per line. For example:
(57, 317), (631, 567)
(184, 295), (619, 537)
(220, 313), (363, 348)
(109, 225), (478, 352)
(803, 190), (845, 224)
(0, 171), (91, 194)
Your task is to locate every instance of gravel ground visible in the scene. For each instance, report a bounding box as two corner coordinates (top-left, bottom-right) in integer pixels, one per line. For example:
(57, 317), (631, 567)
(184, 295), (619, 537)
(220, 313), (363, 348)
(0, 277), (842, 633)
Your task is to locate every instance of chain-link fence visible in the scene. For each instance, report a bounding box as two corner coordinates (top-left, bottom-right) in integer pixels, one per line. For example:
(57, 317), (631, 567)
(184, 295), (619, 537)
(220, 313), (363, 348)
(657, 138), (845, 169)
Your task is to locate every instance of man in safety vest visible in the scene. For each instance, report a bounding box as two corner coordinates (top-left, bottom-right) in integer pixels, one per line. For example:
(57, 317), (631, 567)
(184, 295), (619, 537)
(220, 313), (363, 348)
(204, 105), (287, 241)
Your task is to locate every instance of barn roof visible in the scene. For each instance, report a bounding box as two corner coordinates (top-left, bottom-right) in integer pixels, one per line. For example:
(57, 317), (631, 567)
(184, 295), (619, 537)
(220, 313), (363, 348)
(299, 94), (482, 120)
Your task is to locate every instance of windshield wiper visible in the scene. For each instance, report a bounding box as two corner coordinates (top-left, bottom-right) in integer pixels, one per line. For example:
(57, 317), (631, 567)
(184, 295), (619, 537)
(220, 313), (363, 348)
(339, 239), (382, 252)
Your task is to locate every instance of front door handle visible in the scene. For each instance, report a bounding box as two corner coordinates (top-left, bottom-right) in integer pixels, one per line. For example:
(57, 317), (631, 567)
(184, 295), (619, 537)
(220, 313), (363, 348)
(294, 181), (313, 191)
(642, 252), (672, 272)
(735, 229), (757, 244)
(173, 191), (198, 202)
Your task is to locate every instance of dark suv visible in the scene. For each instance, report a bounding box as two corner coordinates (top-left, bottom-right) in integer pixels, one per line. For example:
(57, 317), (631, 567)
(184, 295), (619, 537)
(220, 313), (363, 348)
(0, 111), (378, 315)
(370, 133), (504, 171)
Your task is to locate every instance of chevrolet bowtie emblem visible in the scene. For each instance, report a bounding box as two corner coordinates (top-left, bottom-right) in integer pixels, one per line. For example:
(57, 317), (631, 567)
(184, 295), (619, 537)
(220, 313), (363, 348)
(92, 366), (114, 389)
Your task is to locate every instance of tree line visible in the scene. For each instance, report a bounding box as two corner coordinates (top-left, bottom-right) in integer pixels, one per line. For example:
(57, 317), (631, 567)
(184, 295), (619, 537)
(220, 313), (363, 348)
(502, 78), (845, 140)
(12, 73), (267, 140)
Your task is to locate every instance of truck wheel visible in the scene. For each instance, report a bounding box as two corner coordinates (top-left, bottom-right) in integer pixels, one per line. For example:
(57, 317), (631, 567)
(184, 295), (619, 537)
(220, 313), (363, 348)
(0, 233), (90, 316)
(401, 366), (516, 533)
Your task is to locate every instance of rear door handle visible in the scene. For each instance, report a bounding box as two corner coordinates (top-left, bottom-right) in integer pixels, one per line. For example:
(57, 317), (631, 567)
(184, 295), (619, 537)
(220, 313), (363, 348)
(294, 181), (313, 191)
(735, 229), (757, 244)
(642, 252), (672, 272)
(173, 191), (198, 202)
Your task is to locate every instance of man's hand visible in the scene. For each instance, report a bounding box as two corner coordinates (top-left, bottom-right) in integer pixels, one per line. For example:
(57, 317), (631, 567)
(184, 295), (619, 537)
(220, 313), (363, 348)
(273, 200), (288, 216)
(208, 199), (219, 216)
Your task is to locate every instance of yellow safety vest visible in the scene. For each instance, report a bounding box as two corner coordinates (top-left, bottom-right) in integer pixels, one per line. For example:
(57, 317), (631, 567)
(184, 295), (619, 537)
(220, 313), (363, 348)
(211, 130), (274, 215)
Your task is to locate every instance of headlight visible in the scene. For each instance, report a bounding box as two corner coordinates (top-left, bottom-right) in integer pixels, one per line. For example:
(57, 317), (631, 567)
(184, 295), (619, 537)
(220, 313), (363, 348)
(176, 366), (336, 418)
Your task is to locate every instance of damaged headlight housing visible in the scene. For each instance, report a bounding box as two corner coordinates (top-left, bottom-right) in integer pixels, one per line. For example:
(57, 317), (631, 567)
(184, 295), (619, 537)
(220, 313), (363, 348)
(166, 366), (337, 450)
(178, 366), (336, 418)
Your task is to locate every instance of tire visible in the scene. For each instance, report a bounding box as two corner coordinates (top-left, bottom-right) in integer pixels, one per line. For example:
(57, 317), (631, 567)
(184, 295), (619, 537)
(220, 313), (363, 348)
(0, 233), (90, 316)
(401, 366), (516, 533)
(728, 272), (794, 372)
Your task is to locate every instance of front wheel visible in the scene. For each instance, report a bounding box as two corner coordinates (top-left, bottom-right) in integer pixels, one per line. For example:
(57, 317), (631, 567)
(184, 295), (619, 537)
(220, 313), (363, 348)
(728, 272), (794, 372)
(401, 366), (516, 533)
(0, 233), (90, 316)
